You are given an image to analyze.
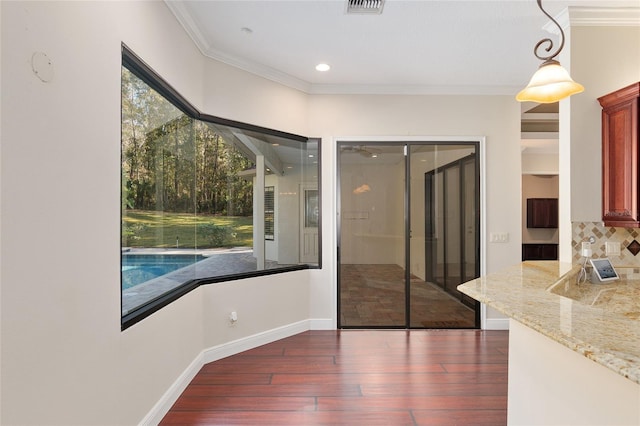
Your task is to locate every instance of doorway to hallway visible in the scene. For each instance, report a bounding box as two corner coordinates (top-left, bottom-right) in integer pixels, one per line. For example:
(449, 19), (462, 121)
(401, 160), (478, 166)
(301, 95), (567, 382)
(337, 142), (480, 328)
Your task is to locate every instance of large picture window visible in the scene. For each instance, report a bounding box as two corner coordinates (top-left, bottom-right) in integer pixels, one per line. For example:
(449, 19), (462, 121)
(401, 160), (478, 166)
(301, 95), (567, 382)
(121, 46), (320, 329)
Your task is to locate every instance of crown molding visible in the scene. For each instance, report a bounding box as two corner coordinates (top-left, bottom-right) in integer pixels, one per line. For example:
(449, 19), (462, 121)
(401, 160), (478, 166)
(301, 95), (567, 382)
(568, 6), (640, 26)
(547, 7), (640, 33)
(164, 0), (311, 92)
(202, 47), (312, 93)
(308, 84), (520, 96)
(164, 1), (213, 55)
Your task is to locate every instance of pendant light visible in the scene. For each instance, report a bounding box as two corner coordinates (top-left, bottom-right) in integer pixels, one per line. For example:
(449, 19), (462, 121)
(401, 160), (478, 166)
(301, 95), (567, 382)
(516, 0), (584, 103)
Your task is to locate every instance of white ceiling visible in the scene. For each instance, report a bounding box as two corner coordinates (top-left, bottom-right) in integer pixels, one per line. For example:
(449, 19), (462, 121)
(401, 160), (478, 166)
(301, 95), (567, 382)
(165, 0), (638, 95)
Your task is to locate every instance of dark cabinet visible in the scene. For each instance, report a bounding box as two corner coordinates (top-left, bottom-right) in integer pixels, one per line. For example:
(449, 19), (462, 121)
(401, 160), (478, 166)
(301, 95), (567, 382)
(522, 244), (558, 261)
(598, 82), (640, 227)
(527, 198), (558, 228)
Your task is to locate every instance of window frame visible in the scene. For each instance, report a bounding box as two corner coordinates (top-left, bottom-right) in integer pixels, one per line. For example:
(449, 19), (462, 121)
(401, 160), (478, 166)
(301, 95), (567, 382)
(120, 44), (321, 330)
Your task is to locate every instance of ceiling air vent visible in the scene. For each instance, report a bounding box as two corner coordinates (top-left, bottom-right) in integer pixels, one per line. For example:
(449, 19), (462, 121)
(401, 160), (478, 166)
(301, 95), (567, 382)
(346, 0), (385, 14)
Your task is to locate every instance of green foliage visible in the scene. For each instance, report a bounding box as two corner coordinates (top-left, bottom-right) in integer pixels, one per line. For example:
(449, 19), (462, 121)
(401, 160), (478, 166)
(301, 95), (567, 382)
(198, 223), (233, 247)
(121, 221), (147, 245)
(122, 210), (252, 249)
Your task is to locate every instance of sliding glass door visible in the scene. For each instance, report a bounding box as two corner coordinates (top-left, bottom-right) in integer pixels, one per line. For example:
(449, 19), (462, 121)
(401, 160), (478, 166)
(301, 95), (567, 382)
(338, 142), (479, 329)
(423, 152), (479, 320)
(338, 144), (406, 327)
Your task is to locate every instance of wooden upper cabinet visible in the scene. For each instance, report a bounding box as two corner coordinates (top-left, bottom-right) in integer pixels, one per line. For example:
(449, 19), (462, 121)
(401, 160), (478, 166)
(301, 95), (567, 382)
(598, 82), (640, 228)
(527, 198), (558, 228)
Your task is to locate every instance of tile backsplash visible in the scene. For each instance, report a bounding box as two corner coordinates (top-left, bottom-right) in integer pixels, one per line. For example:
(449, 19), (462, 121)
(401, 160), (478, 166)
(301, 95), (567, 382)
(573, 222), (640, 267)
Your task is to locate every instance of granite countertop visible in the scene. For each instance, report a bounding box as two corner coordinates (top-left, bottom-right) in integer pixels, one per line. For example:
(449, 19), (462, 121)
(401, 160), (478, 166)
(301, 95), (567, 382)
(457, 261), (640, 385)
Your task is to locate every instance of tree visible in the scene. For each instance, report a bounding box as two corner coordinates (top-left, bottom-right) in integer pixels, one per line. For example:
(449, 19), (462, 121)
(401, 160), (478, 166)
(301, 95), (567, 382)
(122, 67), (255, 219)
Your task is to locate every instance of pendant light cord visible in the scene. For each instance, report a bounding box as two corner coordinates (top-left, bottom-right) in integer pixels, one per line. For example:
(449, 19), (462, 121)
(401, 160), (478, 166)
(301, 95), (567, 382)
(533, 0), (565, 62)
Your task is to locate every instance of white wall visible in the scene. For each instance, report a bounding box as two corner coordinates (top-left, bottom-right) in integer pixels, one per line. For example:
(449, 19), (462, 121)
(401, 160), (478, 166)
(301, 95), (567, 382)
(0, 2), (209, 424)
(201, 272), (310, 348)
(202, 59), (309, 136)
(522, 152), (559, 175)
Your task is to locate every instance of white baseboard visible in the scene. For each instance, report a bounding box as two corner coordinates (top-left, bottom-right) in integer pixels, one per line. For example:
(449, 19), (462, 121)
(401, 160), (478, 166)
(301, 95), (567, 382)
(309, 318), (334, 330)
(140, 319), (312, 425)
(483, 317), (510, 330)
(202, 320), (311, 364)
(139, 352), (205, 426)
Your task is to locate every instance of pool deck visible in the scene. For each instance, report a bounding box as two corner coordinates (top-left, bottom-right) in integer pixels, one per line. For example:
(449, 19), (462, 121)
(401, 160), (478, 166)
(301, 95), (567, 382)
(122, 248), (287, 315)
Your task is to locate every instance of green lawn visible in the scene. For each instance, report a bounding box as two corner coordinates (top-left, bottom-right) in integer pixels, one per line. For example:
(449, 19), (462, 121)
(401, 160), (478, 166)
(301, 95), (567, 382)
(122, 210), (253, 248)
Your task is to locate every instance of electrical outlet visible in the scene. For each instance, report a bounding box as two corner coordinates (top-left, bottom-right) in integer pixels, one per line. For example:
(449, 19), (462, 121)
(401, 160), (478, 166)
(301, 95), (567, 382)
(605, 241), (621, 256)
(490, 232), (509, 243)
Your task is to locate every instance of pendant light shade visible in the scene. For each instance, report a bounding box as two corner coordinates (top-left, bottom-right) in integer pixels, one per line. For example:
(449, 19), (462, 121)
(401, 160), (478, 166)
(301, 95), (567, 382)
(516, 59), (584, 103)
(517, 0), (584, 103)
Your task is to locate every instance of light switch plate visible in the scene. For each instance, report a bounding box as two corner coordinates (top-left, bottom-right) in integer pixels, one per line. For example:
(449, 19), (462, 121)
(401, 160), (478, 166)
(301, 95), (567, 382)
(605, 241), (621, 256)
(490, 232), (509, 243)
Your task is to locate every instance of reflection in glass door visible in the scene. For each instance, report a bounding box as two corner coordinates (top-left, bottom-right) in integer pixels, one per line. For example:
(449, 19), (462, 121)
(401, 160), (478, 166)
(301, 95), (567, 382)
(338, 142), (479, 329)
(338, 144), (406, 327)
(419, 151), (479, 327)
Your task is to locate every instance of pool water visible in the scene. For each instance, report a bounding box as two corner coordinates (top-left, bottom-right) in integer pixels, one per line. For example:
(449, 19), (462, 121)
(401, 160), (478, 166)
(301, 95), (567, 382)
(121, 254), (205, 289)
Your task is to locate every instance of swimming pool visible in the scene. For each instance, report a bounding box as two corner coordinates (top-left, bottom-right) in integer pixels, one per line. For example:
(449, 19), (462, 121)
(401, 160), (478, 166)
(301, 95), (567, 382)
(121, 254), (205, 289)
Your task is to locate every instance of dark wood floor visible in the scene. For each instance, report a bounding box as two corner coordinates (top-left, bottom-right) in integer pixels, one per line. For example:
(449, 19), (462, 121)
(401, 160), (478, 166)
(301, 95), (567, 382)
(161, 329), (508, 425)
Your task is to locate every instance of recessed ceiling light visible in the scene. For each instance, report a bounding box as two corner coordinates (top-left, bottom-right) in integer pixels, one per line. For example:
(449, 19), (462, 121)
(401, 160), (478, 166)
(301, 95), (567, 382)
(315, 63), (330, 72)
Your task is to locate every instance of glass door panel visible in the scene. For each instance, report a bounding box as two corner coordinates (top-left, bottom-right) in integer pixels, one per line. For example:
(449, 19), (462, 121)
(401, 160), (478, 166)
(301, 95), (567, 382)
(444, 166), (461, 294)
(410, 145), (478, 328)
(338, 144), (406, 327)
